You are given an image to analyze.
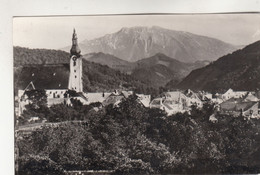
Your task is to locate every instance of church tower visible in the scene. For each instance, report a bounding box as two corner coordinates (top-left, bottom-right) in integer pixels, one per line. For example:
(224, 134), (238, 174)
(68, 29), (83, 92)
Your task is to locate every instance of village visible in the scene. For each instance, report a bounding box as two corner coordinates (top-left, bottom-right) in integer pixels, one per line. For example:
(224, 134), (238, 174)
(14, 29), (260, 125)
(15, 86), (260, 124)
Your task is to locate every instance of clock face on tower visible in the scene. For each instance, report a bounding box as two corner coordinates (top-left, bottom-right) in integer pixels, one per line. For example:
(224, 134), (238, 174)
(72, 56), (77, 62)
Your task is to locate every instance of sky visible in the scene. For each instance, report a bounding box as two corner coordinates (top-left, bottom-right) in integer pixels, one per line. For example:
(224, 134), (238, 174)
(13, 14), (260, 49)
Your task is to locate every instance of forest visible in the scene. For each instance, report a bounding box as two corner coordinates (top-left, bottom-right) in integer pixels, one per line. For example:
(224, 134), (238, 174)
(17, 95), (260, 174)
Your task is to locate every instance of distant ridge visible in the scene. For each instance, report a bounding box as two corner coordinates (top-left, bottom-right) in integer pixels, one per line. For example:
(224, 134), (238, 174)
(62, 26), (237, 63)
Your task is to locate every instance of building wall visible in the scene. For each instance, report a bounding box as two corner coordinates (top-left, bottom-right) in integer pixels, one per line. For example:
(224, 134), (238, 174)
(69, 55), (83, 92)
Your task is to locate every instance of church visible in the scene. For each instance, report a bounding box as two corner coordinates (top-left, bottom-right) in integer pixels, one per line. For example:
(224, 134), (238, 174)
(16, 29), (87, 116)
(15, 29), (150, 117)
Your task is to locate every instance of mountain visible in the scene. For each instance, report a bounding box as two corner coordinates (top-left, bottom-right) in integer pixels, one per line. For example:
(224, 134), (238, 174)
(173, 40), (260, 92)
(83, 52), (134, 73)
(62, 26), (237, 63)
(131, 53), (207, 87)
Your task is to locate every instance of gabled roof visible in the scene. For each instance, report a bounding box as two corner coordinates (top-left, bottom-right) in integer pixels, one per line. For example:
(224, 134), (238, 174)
(17, 64), (70, 90)
(242, 92), (259, 102)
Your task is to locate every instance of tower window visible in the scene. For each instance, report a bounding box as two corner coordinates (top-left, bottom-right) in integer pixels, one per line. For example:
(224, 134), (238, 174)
(75, 76), (77, 78)
(74, 70), (76, 73)
(73, 61), (76, 66)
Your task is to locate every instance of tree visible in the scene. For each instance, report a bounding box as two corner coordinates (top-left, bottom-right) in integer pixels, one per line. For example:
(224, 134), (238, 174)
(18, 155), (64, 175)
(24, 89), (47, 110)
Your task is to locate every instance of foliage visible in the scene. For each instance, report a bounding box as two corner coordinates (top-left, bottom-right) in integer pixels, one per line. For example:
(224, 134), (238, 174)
(14, 46), (70, 66)
(18, 155), (65, 175)
(24, 89), (47, 110)
(17, 97), (260, 174)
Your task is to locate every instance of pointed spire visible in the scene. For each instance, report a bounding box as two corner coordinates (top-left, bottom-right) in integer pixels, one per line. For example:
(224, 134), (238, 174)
(70, 28), (81, 57)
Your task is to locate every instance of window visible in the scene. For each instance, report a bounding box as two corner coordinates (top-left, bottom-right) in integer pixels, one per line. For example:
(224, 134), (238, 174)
(74, 70), (76, 73)
(75, 75), (77, 78)
(73, 61), (76, 66)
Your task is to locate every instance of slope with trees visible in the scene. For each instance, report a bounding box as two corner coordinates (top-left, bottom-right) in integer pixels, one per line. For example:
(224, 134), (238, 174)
(174, 40), (260, 92)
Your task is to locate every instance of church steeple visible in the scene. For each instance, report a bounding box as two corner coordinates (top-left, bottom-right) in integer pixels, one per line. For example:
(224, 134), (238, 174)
(70, 28), (81, 57)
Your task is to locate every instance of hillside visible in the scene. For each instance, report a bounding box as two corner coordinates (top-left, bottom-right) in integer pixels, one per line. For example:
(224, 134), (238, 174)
(82, 52), (208, 87)
(83, 52), (134, 73)
(62, 26), (237, 63)
(132, 53), (208, 87)
(13, 47), (158, 96)
(14, 46), (70, 66)
(174, 40), (260, 92)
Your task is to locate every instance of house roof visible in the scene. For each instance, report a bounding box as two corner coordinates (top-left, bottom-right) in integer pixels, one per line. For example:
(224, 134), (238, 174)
(17, 64), (70, 90)
(163, 103), (173, 110)
(242, 92), (259, 102)
(220, 98), (257, 112)
(84, 92), (111, 104)
(209, 114), (218, 121)
(150, 98), (162, 106)
(102, 94), (125, 106)
(163, 91), (186, 101)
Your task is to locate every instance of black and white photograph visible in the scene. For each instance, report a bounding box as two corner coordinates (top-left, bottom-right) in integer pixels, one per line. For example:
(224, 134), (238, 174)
(13, 13), (260, 174)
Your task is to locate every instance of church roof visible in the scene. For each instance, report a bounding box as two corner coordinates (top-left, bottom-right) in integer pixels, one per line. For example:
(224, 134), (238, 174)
(17, 64), (70, 90)
(70, 29), (81, 57)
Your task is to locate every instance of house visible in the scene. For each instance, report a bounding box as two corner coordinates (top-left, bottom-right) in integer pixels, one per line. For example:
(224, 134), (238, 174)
(242, 92), (259, 102)
(219, 97), (259, 118)
(162, 91), (187, 102)
(150, 90), (204, 115)
(197, 91), (213, 102)
(209, 114), (218, 123)
(150, 96), (185, 116)
(102, 91), (128, 107)
(150, 97), (163, 109)
(136, 94), (151, 107)
(83, 92), (111, 105)
(183, 89), (203, 108)
(222, 88), (248, 101)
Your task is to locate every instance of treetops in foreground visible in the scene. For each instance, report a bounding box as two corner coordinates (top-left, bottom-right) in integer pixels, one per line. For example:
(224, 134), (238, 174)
(16, 95), (260, 174)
